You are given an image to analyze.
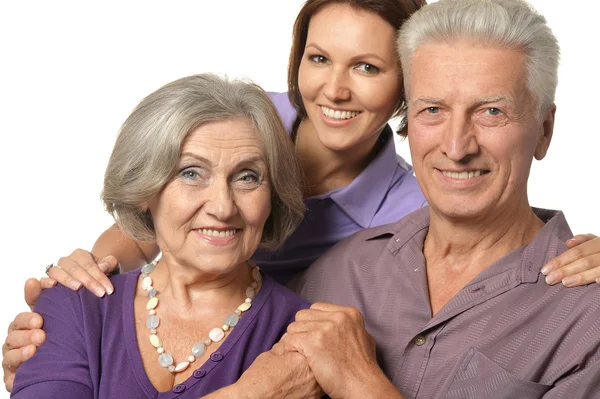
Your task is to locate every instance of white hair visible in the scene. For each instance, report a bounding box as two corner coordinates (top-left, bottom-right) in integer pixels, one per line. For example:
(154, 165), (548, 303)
(397, 0), (560, 119)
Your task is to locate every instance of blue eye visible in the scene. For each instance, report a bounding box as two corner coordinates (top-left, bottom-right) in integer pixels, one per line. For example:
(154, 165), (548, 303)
(182, 170), (198, 179)
(426, 107), (439, 114)
(486, 108), (502, 116)
(355, 63), (380, 74)
(238, 172), (259, 183)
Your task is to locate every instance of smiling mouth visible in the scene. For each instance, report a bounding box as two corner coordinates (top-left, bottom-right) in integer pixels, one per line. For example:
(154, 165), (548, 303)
(196, 229), (238, 237)
(441, 170), (490, 179)
(320, 105), (361, 120)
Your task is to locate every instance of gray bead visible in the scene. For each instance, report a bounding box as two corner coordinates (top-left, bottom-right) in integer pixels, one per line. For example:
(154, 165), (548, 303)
(225, 313), (240, 327)
(141, 262), (156, 274)
(147, 288), (157, 298)
(147, 315), (160, 329)
(159, 353), (173, 367)
(192, 342), (206, 357)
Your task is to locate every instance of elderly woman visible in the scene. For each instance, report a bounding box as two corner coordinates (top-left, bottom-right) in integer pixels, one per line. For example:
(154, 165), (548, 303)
(10, 74), (318, 398)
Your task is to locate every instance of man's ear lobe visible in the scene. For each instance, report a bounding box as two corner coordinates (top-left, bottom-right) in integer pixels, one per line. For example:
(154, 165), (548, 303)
(534, 105), (556, 161)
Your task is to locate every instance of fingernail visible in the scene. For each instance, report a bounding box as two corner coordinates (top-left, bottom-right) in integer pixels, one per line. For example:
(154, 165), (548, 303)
(94, 286), (106, 297)
(49, 279), (57, 287)
(22, 345), (35, 358)
(545, 274), (558, 285)
(541, 265), (552, 275)
(69, 281), (82, 290)
(562, 276), (578, 287)
(31, 331), (44, 345)
(105, 285), (114, 295)
(98, 262), (110, 273)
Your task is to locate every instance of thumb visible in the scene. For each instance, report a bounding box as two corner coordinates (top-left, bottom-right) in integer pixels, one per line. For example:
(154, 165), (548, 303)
(24, 278), (42, 310)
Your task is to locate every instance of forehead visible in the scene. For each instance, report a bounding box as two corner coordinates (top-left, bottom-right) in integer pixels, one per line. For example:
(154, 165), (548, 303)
(409, 39), (528, 103)
(181, 117), (265, 160)
(307, 4), (397, 59)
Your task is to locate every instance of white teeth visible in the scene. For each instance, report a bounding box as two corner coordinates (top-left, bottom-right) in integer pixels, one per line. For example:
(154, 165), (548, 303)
(442, 170), (483, 179)
(321, 106), (360, 120)
(200, 229), (236, 237)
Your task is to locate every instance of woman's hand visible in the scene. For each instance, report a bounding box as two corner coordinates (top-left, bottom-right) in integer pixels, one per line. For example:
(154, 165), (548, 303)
(46, 249), (119, 297)
(542, 234), (600, 286)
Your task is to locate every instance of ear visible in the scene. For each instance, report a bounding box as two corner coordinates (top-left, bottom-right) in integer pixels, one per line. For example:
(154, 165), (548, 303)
(534, 105), (556, 160)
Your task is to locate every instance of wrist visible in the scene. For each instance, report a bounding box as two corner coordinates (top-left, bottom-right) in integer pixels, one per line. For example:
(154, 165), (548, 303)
(346, 363), (403, 399)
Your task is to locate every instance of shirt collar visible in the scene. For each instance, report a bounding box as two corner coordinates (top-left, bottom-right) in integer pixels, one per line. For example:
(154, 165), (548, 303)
(366, 207), (571, 283)
(316, 125), (410, 228)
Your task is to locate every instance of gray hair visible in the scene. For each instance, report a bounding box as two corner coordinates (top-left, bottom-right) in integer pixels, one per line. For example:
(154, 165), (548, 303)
(397, 0), (560, 119)
(102, 74), (305, 250)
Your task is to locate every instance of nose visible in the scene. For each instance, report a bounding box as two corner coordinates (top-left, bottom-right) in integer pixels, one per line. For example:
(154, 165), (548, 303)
(323, 67), (351, 102)
(439, 113), (480, 162)
(203, 179), (237, 221)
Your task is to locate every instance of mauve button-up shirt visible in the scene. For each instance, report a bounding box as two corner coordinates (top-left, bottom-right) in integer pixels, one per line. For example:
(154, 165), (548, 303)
(295, 207), (600, 398)
(254, 93), (427, 284)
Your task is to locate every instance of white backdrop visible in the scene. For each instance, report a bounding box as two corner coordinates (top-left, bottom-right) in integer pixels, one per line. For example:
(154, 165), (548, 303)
(0, 1), (598, 395)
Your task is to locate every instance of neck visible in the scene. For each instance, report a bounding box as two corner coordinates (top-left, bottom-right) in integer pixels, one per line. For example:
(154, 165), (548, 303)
(425, 198), (543, 276)
(149, 254), (253, 318)
(295, 117), (381, 196)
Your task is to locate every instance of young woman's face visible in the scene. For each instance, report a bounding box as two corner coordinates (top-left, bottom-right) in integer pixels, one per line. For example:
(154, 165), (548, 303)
(298, 4), (402, 153)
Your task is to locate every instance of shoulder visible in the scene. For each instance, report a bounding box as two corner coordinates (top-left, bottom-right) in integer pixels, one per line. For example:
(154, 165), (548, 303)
(267, 91), (297, 134)
(263, 273), (310, 311)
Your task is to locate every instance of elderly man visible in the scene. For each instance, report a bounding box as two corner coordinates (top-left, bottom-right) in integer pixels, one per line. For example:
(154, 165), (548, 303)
(279, 0), (600, 398)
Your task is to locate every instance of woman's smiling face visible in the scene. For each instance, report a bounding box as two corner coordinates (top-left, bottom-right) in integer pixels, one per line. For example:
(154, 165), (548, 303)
(147, 117), (272, 275)
(298, 4), (402, 153)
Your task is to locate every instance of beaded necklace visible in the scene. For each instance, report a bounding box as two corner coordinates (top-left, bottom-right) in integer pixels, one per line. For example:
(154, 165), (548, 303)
(141, 260), (262, 373)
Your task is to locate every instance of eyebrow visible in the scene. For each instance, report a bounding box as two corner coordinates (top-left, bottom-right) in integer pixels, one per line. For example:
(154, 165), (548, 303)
(179, 152), (266, 169)
(305, 43), (389, 65)
(412, 95), (513, 107)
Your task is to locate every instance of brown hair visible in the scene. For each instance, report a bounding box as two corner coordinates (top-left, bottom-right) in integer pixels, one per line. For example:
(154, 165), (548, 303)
(287, 0), (426, 134)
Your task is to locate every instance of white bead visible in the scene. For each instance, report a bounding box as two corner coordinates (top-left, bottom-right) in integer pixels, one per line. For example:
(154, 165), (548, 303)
(188, 355), (196, 363)
(175, 361), (190, 372)
(157, 347), (164, 354)
(168, 365), (175, 372)
(149, 309), (156, 315)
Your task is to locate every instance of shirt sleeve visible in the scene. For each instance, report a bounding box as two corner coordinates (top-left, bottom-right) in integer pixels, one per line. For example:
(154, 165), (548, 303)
(11, 286), (95, 399)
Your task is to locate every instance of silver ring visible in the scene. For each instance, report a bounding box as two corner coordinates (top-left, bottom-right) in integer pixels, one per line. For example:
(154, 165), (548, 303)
(45, 263), (60, 276)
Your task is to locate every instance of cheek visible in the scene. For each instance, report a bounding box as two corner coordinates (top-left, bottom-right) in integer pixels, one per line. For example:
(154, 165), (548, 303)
(298, 61), (314, 100)
(357, 78), (401, 115)
(238, 189), (272, 230)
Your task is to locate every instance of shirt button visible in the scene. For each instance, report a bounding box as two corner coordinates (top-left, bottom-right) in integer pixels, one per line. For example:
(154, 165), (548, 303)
(414, 335), (426, 346)
(193, 369), (206, 379)
(210, 352), (224, 362)
(173, 384), (186, 393)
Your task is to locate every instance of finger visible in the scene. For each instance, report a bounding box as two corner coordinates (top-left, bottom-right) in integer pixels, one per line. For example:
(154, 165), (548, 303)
(287, 320), (333, 335)
(47, 262), (83, 292)
(4, 372), (14, 393)
(2, 344), (37, 379)
(7, 312), (43, 334)
(541, 237), (600, 275)
(280, 331), (309, 355)
(57, 251), (109, 296)
(3, 328), (45, 352)
(24, 279), (42, 310)
(39, 277), (58, 289)
(565, 234), (598, 248)
(545, 254), (600, 286)
(98, 255), (119, 274)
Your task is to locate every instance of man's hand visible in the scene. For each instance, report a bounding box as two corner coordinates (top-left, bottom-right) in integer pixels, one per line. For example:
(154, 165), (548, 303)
(281, 303), (400, 399)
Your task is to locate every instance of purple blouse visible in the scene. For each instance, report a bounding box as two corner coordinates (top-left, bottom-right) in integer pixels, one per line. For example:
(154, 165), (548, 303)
(12, 270), (309, 398)
(255, 93), (427, 283)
